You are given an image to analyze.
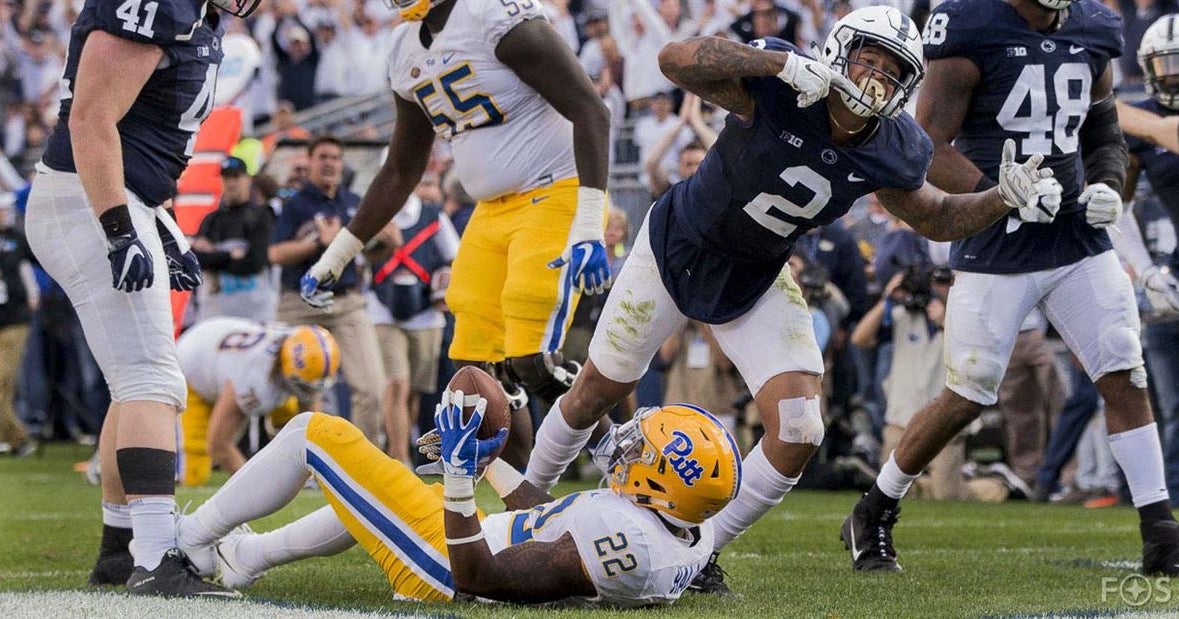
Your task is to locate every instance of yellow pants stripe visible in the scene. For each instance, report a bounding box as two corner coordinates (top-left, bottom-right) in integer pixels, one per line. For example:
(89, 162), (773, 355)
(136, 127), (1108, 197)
(305, 414), (454, 601)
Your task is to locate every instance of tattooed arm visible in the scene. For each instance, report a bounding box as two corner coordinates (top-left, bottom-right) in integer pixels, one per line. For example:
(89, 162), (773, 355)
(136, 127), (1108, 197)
(876, 183), (1009, 242)
(657, 36), (789, 117)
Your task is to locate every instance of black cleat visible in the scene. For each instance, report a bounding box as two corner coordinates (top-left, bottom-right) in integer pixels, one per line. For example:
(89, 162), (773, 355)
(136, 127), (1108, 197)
(687, 552), (731, 595)
(125, 548), (241, 598)
(1141, 520), (1179, 576)
(841, 501), (903, 572)
(88, 549), (133, 586)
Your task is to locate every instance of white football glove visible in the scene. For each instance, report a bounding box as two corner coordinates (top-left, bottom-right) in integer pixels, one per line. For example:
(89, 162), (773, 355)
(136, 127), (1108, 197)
(299, 228), (363, 309)
(1141, 265), (1179, 316)
(1079, 182), (1123, 229)
(778, 52), (840, 109)
(997, 139), (1063, 224)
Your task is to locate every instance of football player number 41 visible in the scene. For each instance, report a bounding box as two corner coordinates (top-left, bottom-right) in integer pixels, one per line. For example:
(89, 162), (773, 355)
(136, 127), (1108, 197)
(116, 0), (158, 37)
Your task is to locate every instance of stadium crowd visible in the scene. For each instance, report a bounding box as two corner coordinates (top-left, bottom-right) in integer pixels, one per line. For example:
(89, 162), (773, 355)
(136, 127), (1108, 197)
(1, 0), (1178, 512)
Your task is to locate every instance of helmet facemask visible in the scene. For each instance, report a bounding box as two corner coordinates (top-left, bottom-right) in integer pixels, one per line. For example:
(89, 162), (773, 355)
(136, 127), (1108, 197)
(830, 38), (917, 119)
(383, 0), (436, 21)
(209, 0), (262, 19)
(1143, 49), (1179, 111)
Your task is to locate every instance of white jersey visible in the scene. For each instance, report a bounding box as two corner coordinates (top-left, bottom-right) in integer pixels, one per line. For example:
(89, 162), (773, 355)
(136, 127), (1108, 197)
(481, 490), (712, 608)
(386, 0), (576, 201)
(177, 317), (291, 417)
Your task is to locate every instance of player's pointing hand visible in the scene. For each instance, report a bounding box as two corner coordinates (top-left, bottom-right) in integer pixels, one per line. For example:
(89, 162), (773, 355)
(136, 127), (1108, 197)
(998, 138), (1062, 224)
(777, 52), (838, 108)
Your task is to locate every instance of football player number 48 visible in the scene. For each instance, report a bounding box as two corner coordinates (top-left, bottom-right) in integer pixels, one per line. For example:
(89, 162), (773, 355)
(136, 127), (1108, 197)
(923, 13), (1090, 155)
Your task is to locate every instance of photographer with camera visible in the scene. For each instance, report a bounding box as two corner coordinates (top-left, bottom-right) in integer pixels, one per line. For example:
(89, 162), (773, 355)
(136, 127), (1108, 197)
(852, 265), (1006, 502)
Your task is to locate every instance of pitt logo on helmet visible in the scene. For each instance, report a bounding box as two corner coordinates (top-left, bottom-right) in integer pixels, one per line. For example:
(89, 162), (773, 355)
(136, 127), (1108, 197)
(662, 431), (705, 487)
(608, 404), (742, 526)
(279, 325), (341, 399)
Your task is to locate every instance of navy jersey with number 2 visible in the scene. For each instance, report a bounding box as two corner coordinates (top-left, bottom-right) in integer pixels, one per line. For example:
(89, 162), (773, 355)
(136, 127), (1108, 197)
(43, 0), (224, 207)
(923, 0), (1122, 273)
(648, 38), (933, 324)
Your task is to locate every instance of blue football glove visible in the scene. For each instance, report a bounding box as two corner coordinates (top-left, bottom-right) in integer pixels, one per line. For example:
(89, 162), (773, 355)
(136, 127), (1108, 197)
(299, 270), (336, 309)
(107, 234), (154, 292)
(434, 389), (508, 478)
(155, 218), (202, 291)
(548, 240), (611, 296)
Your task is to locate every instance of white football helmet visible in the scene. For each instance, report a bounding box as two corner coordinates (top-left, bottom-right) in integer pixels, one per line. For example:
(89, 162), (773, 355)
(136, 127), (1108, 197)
(1140, 14), (1179, 110)
(820, 6), (924, 119)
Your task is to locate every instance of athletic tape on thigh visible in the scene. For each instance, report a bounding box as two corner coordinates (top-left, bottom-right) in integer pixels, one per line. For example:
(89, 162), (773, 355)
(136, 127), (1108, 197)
(776, 396), (824, 446)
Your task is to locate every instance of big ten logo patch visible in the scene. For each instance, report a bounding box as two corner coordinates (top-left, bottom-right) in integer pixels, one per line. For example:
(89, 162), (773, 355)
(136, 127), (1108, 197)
(663, 431), (704, 487)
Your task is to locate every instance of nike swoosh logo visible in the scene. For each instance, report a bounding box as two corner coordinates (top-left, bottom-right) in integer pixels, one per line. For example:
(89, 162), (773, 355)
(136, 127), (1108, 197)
(848, 526), (865, 561)
(442, 52), (455, 63)
(1069, 45), (1084, 54)
(531, 195), (549, 204)
(848, 173), (865, 183)
(120, 244), (144, 285)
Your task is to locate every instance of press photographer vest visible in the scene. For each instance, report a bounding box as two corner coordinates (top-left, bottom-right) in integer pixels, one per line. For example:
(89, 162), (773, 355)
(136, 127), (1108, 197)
(372, 203), (445, 321)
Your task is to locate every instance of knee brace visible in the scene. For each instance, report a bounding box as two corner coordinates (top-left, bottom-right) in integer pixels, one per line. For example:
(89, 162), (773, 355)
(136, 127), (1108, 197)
(454, 360), (530, 411)
(776, 396), (825, 446)
(503, 352), (581, 403)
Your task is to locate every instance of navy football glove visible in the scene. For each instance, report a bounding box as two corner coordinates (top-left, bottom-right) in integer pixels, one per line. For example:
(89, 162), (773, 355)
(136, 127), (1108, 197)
(107, 235), (154, 292)
(155, 217), (202, 291)
(100, 205), (153, 292)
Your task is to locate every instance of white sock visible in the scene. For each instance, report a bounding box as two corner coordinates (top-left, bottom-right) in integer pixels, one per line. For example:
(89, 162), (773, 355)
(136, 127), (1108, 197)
(876, 452), (920, 500)
(524, 397), (594, 491)
(180, 414), (313, 546)
(711, 443), (798, 550)
(128, 497), (176, 571)
(102, 501), (132, 529)
(235, 506), (355, 574)
(1108, 423), (1170, 508)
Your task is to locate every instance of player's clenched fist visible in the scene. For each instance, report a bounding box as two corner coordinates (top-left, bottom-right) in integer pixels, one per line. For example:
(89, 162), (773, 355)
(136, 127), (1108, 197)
(777, 52), (840, 108)
(997, 139), (1063, 224)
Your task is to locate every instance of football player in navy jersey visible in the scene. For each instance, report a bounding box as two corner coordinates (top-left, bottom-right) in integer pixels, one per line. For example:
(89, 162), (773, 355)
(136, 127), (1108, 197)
(843, 0), (1179, 576)
(24, 0), (261, 597)
(1118, 15), (1179, 318)
(523, 6), (1063, 593)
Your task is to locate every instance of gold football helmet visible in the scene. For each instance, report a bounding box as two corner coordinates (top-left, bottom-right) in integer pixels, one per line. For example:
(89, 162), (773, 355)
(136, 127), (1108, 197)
(385, 0), (439, 21)
(608, 404), (742, 526)
(279, 325), (341, 400)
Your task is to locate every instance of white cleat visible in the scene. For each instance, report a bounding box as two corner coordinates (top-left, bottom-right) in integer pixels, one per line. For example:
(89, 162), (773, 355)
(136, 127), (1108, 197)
(215, 526), (264, 589)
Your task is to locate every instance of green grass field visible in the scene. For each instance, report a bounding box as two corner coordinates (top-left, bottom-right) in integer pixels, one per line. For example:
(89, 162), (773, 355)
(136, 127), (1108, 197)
(1, 443), (1175, 618)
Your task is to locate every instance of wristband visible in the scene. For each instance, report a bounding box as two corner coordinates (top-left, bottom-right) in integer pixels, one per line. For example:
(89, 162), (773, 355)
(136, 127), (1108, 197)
(443, 473), (477, 517)
(973, 175), (998, 193)
(483, 459), (525, 498)
(445, 531), (486, 546)
(318, 227), (364, 274)
(99, 205), (134, 239)
(568, 187), (607, 244)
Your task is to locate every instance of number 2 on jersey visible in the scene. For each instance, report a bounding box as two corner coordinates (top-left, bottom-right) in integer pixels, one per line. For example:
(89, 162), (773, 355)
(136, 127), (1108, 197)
(743, 165), (832, 239)
(997, 63), (1090, 155)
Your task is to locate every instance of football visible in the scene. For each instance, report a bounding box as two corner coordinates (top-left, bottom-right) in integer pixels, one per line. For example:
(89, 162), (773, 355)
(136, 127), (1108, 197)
(447, 365), (511, 461)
